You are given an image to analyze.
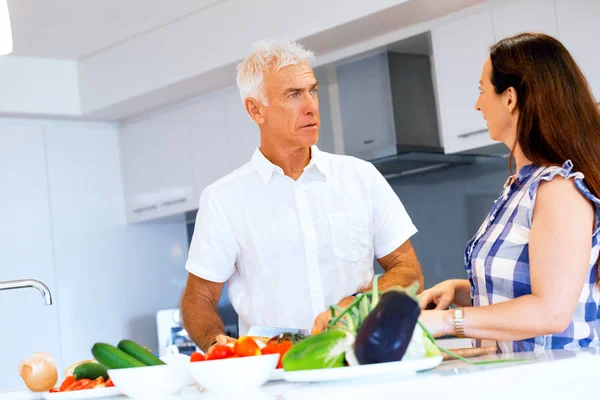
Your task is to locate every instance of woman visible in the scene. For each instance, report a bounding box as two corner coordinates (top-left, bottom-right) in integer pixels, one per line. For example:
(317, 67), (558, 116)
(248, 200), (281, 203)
(419, 32), (600, 352)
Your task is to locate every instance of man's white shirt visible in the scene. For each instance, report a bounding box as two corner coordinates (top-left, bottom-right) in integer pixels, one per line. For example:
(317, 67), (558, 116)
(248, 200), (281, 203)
(186, 146), (417, 335)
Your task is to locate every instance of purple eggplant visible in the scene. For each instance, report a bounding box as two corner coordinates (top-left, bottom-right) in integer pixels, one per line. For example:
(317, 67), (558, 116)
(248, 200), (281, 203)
(353, 287), (420, 364)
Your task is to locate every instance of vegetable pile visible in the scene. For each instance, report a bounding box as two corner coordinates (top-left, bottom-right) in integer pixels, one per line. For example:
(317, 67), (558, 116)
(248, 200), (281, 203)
(190, 333), (303, 368)
(282, 276), (524, 372)
(49, 339), (163, 393)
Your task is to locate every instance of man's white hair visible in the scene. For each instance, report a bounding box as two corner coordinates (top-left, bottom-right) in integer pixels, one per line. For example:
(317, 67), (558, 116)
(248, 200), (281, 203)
(236, 40), (315, 106)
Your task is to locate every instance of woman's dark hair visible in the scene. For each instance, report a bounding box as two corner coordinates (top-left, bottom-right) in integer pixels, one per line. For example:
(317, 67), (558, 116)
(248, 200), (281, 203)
(490, 32), (600, 282)
(490, 32), (600, 195)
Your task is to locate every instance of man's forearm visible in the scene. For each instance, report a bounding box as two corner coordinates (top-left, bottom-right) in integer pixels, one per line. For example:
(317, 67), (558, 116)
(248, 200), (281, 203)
(365, 263), (424, 293)
(181, 297), (225, 352)
(362, 242), (424, 293)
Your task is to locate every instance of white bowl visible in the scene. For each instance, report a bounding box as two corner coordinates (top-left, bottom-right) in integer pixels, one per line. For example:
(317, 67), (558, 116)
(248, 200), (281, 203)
(108, 363), (194, 399)
(187, 354), (279, 393)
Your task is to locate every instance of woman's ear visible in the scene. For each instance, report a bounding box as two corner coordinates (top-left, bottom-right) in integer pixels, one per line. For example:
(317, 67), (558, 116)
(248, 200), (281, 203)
(505, 87), (518, 114)
(245, 98), (266, 125)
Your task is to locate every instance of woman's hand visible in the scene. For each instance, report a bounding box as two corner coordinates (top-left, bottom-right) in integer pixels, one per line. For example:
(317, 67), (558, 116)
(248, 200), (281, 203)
(419, 309), (454, 338)
(418, 280), (457, 310)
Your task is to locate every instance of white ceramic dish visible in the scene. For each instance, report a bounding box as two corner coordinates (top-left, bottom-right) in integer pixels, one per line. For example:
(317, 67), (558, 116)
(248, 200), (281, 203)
(187, 354), (279, 393)
(283, 355), (443, 383)
(108, 363), (194, 399)
(0, 388), (43, 400)
(43, 386), (121, 400)
(269, 368), (285, 381)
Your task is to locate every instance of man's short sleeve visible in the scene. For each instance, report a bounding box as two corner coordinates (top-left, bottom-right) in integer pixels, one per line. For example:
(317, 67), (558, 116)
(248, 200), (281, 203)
(367, 163), (418, 259)
(185, 186), (237, 282)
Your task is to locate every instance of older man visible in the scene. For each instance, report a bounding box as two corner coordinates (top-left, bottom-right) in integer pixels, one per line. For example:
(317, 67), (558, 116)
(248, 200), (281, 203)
(181, 40), (423, 353)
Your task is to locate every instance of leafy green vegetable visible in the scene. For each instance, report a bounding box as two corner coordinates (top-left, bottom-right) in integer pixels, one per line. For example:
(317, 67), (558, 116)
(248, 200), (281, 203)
(282, 328), (355, 371)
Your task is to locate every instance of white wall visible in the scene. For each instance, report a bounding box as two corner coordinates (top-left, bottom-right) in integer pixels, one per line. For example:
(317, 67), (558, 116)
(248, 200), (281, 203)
(0, 120), (61, 389)
(44, 121), (190, 369)
(0, 118), (189, 389)
(0, 57), (80, 116)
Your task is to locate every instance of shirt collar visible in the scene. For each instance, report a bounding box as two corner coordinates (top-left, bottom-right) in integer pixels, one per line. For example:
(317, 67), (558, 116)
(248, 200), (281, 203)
(251, 145), (331, 184)
(504, 163), (540, 187)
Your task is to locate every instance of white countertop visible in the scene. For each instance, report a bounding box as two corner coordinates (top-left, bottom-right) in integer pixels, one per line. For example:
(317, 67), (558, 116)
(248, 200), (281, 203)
(4, 347), (599, 400)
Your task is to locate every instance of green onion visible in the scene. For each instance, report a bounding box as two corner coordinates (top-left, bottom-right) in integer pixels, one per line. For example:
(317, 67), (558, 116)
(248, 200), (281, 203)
(328, 293), (366, 329)
(371, 274), (381, 308)
(417, 321), (527, 365)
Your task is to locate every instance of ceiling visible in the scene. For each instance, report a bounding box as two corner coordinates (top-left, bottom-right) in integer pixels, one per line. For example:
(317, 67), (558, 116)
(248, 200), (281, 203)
(6, 0), (225, 60)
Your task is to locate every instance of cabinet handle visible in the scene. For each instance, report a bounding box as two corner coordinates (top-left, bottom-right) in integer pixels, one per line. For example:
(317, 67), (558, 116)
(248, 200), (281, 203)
(133, 205), (158, 213)
(161, 197), (187, 207)
(457, 129), (488, 138)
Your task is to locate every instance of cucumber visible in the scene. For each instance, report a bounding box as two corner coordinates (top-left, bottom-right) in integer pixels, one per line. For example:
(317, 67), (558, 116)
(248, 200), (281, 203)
(73, 362), (109, 380)
(117, 340), (165, 366)
(91, 343), (146, 369)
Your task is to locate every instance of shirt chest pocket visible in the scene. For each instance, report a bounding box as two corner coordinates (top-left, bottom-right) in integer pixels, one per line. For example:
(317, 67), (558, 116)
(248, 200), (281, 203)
(328, 212), (371, 261)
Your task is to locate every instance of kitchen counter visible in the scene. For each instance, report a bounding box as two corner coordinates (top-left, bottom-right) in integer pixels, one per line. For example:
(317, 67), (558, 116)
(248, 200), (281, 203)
(3, 347), (599, 399)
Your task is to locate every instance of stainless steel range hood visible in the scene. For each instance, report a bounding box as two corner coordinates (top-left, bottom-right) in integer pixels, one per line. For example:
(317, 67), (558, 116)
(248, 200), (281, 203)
(331, 32), (509, 180)
(371, 145), (509, 180)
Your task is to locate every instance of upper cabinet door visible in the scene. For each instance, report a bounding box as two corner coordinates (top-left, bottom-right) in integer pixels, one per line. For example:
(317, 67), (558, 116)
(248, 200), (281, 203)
(189, 91), (231, 202)
(152, 107), (196, 214)
(120, 107), (195, 222)
(223, 87), (259, 171)
(492, 0), (558, 41)
(431, 12), (496, 153)
(555, 0), (600, 102)
(120, 117), (159, 220)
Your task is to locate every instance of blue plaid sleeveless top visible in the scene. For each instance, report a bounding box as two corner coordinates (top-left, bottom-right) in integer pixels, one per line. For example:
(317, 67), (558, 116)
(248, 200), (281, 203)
(465, 160), (600, 352)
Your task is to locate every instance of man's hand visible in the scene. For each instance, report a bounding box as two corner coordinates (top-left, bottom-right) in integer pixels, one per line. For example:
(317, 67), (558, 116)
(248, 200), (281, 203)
(311, 296), (357, 333)
(206, 334), (237, 354)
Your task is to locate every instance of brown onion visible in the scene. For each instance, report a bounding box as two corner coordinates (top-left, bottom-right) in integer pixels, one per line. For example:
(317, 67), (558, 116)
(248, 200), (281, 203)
(18, 352), (58, 392)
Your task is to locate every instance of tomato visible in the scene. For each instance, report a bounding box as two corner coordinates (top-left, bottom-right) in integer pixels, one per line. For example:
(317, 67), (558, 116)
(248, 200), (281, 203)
(105, 378), (114, 387)
(207, 344), (234, 360)
(65, 379), (92, 391)
(190, 352), (207, 362)
(59, 376), (76, 392)
(82, 377), (104, 390)
(234, 336), (261, 357)
(261, 340), (293, 368)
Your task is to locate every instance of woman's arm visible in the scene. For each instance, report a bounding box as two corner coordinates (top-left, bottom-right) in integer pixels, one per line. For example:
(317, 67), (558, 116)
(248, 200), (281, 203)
(425, 177), (594, 339)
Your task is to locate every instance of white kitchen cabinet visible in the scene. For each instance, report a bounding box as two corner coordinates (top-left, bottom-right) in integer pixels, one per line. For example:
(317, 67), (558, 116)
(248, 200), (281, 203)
(336, 52), (398, 160)
(0, 121), (62, 389)
(120, 106), (196, 223)
(223, 88), (260, 170)
(555, 0), (600, 102)
(189, 87), (259, 201)
(492, 0), (558, 41)
(431, 11), (497, 153)
(43, 121), (190, 374)
(189, 91), (232, 201)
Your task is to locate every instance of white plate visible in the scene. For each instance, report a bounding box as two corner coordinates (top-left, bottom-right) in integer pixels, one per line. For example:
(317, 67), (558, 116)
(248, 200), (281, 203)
(0, 388), (43, 400)
(269, 368), (285, 381)
(43, 386), (122, 400)
(283, 355), (443, 383)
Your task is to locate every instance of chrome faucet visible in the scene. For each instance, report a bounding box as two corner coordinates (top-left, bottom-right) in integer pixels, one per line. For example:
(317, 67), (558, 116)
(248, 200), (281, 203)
(0, 279), (53, 305)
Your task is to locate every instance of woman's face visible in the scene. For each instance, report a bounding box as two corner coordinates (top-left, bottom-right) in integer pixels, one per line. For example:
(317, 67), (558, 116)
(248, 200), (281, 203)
(474, 57), (518, 147)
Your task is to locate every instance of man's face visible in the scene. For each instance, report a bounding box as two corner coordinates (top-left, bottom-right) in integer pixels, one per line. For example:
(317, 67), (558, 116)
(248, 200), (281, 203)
(260, 62), (320, 148)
